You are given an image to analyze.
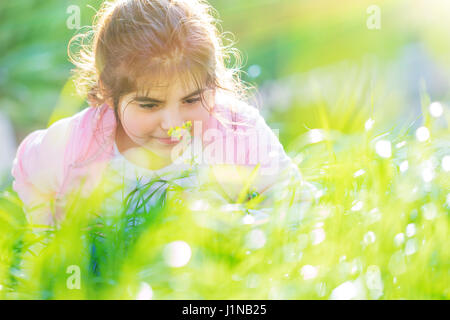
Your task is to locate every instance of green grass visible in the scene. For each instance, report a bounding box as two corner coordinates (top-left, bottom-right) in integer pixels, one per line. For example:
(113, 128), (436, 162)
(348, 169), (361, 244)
(0, 91), (448, 299)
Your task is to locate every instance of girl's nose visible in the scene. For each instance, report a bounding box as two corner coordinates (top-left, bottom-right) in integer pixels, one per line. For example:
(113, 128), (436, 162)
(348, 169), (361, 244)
(160, 106), (184, 132)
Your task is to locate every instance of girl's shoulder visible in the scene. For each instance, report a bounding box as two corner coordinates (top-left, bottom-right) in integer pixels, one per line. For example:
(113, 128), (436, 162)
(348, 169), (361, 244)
(13, 104), (115, 173)
(11, 104), (116, 222)
(11, 112), (78, 224)
(64, 104), (116, 167)
(210, 92), (263, 132)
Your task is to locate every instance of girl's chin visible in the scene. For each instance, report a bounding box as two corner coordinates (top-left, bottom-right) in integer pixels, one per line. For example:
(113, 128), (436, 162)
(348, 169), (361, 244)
(138, 136), (189, 154)
(147, 139), (179, 150)
(141, 140), (181, 157)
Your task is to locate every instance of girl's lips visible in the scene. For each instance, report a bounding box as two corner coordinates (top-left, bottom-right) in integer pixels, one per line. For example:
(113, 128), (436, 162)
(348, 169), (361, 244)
(154, 136), (182, 145)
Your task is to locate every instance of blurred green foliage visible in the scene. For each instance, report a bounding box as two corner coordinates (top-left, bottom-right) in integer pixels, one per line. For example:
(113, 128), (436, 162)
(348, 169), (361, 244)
(0, 101), (448, 299)
(3, 0), (450, 138)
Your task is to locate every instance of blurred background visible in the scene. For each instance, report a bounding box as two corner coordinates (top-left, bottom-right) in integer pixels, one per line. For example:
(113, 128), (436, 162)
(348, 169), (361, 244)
(1, 0), (450, 184)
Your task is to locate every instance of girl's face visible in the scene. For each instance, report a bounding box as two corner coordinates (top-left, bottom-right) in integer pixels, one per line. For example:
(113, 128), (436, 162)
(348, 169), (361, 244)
(114, 75), (214, 162)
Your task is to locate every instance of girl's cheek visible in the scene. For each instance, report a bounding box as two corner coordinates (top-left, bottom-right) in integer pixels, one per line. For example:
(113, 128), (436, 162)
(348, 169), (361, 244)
(122, 107), (159, 138)
(184, 103), (211, 124)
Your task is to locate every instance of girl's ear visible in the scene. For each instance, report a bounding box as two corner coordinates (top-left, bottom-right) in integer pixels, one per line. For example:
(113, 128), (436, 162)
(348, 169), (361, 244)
(105, 98), (114, 109)
(98, 79), (114, 109)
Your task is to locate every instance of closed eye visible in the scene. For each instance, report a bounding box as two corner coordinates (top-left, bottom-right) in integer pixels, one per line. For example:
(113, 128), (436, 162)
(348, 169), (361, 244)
(138, 97), (200, 109)
(139, 103), (158, 109)
(184, 97), (201, 104)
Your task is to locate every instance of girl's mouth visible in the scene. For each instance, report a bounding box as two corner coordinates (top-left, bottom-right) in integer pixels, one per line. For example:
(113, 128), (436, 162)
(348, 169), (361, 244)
(154, 136), (182, 145)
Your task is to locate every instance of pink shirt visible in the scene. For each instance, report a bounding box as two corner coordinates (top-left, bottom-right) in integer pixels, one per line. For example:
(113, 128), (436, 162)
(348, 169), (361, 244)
(11, 93), (312, 225)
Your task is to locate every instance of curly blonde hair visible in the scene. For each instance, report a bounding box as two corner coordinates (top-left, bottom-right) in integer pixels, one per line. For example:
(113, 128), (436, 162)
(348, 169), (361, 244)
(68, 0), (255, 118)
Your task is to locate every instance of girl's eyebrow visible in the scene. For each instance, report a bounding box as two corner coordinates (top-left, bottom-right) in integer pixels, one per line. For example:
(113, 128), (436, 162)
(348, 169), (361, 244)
(133, 89), (205, 103)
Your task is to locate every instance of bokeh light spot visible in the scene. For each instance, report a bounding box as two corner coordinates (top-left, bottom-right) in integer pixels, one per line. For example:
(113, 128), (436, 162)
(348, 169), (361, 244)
(394, 233), (405, 247)
(309, 129), (324, 144)
(442, 155), (450, 172)
(429, 102), (443, 118)
(415, 126), (430, 142)
(330, 279), (365, 300)
(310, 228), (326, 245)
(399, 160), (408, 172)
(405, 239), (418, 256)
(351, 201), (363, 211)
(136, 282), (153, 300)
(242, 214), (255, 225)
(353, 169), (365, 177)
(406, 223), (416, 237)
(301, 265), (318, 280)
(365, 118), (375, 131)
(245, 229), (266, 249)
(363, 231), (376, 245)
(375, 140), (392, 158)
(248, 64), (261, 78)
(422, 203), (437, 220)
(163, 241), (192, 268)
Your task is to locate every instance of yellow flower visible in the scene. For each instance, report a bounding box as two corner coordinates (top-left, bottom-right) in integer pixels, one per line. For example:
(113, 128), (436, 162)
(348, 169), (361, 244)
(182, 120), (192, 130)
(168, 121), (192, 138)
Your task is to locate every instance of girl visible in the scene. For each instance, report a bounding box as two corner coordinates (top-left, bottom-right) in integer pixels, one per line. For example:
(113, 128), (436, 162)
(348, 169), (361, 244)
(11, 0), (313, 226)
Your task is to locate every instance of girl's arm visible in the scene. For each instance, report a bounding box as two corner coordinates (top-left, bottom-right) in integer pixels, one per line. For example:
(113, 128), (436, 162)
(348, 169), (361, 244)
(247, 119), (316, 207)
(207, 101), (316, 207)
(11, 117), (73, 226)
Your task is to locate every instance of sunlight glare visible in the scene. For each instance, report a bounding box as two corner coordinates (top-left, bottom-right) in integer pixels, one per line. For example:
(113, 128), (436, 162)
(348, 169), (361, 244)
(375, 140), (392, 158)
(136, 282), (153, 300)
(429, 102), (443, 118)
(301, 265), (318, 280)
(415, 126), (430, 142)
(163, 241), (192, 268)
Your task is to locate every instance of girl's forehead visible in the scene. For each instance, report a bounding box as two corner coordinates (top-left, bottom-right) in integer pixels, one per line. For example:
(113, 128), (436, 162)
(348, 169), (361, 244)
(136, 73), (206, 96)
